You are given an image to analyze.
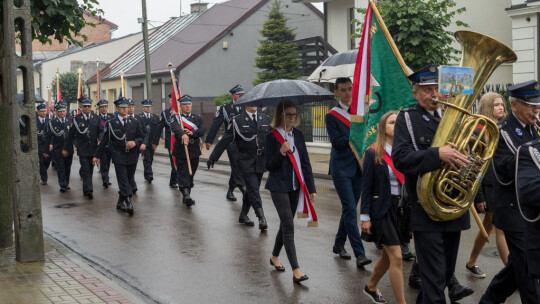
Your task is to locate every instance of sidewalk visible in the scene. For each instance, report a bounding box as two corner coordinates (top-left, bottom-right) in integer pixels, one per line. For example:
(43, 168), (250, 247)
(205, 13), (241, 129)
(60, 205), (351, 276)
(153, 140), (332, 179)
(0, 235), (144, 304)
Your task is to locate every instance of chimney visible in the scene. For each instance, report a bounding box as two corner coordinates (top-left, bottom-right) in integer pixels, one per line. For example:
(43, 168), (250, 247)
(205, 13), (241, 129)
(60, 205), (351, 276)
(190, 2), (208, 13)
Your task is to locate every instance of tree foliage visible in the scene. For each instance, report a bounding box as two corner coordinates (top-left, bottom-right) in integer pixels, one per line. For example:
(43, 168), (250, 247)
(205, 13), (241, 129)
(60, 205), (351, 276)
(213, 93), (232, 106)
(354, 0), (468, 70)
(1, 0), (103, 47)
(253, 0), (300, 85)
(50, 72), (80, 106)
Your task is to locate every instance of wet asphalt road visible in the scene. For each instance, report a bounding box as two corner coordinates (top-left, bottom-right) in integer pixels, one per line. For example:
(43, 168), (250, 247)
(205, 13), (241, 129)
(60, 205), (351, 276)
(40, 155), (522, 304)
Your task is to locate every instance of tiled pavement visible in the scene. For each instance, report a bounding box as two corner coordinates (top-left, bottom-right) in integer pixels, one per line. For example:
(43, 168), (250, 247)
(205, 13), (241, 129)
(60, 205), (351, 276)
(0, 238), (140, 304)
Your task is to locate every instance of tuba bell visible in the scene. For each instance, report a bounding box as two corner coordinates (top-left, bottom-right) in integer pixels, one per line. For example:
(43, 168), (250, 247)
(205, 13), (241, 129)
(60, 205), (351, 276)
(416, 31), (517, 228)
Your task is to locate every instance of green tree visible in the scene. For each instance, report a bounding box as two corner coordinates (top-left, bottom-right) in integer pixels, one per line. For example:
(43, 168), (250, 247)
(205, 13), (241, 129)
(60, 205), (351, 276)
(214, 93), (232, 106)
(354, 0), (468, 70)
(50, 72), (80, 107)
(253, 0), (300, 85)
(1, 0), (102, 47)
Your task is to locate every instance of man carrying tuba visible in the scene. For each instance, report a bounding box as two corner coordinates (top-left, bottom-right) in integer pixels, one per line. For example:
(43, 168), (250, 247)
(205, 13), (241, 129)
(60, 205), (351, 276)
(480, 81), (540, 304)
(392, 64), (474, 303)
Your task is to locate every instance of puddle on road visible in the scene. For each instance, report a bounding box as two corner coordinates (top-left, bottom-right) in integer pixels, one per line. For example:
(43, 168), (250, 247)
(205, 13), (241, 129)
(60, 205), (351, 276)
(54, 203), (84, 208)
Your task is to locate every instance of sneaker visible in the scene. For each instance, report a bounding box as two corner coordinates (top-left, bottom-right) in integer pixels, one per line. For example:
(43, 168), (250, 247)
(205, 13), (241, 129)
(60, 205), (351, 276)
(363, 285), (387, 303)
(466, 263), (486, 278)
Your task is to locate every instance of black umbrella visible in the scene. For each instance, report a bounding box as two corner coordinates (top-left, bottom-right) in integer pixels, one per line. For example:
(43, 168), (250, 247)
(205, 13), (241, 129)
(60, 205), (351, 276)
(17, 92), (45, 104)
(306, 50), (357, 83)
(234, 79), (335, 107)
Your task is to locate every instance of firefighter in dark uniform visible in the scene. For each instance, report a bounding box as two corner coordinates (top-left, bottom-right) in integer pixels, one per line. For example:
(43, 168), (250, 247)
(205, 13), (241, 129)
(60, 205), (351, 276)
(480, 81), (540, 304)
(205, 85), (246, 201)
(66, 97), (104, 199)
(516, 139), (540, 297)
(47, 102), (74, 193)
(391, 64), (474, 303)
(207, 106), (272, 230)
(153, 95), (179, 188)
(36, 103), (51, 185)
(96, 99), (114, 188)
(137, 99), (160, 183)
(170, 95), (205, 207)
(94, 97), (145, 215)
(127, 98), (143, 195)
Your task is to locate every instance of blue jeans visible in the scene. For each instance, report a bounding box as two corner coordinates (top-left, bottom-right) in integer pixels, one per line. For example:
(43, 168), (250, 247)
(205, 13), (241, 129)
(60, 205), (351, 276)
(333, 173), (365, 257)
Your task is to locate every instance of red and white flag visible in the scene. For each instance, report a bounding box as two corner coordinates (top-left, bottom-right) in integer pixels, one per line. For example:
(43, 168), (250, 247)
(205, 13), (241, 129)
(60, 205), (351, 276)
(350, 4), (373, 116)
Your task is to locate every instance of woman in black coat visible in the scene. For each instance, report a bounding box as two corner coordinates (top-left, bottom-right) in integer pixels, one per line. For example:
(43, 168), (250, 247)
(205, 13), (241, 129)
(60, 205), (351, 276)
(360, 111), (405, 304)
(265, 99), (317, 284)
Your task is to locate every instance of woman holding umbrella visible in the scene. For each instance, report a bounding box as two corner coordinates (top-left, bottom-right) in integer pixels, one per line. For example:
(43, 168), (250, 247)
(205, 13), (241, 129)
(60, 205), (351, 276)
(265, 99), (317, 284)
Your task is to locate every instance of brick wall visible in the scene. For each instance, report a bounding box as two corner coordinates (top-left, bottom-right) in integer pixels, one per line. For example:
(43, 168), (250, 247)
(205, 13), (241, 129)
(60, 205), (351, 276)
(16, 13), (114, 51)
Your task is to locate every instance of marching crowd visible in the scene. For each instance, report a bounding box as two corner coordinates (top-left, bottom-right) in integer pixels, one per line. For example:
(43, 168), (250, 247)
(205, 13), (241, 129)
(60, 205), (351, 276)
(33, 65), (540, 303)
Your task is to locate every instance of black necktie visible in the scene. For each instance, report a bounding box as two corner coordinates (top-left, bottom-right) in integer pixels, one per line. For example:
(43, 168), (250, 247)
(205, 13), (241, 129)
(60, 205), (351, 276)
(433, 111), (440, 118)
(528, 125), (534, 137)
(252, 114), (257, 123)
(347, 108), (350, 114)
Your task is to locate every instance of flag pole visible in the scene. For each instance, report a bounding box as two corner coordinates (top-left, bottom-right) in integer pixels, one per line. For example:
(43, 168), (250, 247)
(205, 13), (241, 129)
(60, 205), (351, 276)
(168, 63), (192, 175)
(369, 0), (411, 75)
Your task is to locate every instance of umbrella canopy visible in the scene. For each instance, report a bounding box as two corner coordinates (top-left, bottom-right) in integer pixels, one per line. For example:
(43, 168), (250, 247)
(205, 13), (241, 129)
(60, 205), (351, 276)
(306, 50), (358, 84)
(235, 79), (335, 107)
(17, 92), (45, 104)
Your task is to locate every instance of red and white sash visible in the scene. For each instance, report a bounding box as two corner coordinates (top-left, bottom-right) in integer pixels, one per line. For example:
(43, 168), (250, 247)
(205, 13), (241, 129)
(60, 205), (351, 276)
(271, 129), (318, 227)
(381, 150), (404, 184)
(180, 115), (202, 144)
(328, 106), (351, 128)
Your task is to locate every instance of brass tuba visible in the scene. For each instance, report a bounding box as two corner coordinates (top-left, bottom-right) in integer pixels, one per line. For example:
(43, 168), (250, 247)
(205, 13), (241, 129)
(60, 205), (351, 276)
(416, 31), (517, 234)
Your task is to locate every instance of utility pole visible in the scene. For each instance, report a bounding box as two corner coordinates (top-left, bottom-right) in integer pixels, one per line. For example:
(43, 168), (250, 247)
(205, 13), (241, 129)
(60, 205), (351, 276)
(141, 0), (152, 99)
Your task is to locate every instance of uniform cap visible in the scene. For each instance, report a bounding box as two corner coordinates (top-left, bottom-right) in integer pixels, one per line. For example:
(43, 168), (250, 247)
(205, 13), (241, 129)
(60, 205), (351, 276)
(508, 80), (540, 106)
(408, 64), (439, 85)
(229, 84), (245, 95)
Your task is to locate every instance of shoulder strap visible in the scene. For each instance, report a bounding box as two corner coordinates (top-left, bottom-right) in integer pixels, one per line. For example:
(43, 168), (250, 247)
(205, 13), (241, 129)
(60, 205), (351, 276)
(404, 112), (419, 152)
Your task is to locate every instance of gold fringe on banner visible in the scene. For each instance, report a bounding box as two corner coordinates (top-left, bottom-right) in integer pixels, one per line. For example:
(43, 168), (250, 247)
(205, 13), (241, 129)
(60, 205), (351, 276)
(297, 213), (308, 219)
(308, 221), (318, 228)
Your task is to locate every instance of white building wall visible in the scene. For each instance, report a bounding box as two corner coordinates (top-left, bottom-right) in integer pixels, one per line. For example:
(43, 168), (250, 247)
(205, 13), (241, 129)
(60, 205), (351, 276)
(507, 4), (539, 83)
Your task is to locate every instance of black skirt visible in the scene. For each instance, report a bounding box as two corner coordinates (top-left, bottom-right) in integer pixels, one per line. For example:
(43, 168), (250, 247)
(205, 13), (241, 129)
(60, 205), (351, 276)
(370, 197), (403, 246)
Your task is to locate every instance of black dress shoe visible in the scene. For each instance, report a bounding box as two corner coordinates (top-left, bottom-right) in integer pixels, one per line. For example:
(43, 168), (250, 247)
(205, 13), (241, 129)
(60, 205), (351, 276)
(60, 187), (66, 193)
(401, 243), (414, 261)
(107, 182), (112, 186)
(132, 189), (138, 195)
(408, 261), (421, 289)
(448, 274), (474, 302)
(270, 258), (285, 271)
(147, 177), (153, 184)
(226, 190), (237, 201)
(333, 246), (352, 259)
(103, 182), (109, 188)
(238, 215), (254, 226)
(125, 196), (134, 216)
(293, 274), (308, 284)
(356, 255), (372, 268)
(86, 192), (93, 199)
(116, 196), (126, 212)
(169, 183), (178, 189)
(66, 186), (71, 190)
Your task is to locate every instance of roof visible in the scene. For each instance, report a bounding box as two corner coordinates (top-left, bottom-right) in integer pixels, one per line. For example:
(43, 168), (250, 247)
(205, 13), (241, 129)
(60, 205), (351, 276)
(88, 13), (203, 83)
(84, 10), (119, 30)
(125, 0), (271, 78)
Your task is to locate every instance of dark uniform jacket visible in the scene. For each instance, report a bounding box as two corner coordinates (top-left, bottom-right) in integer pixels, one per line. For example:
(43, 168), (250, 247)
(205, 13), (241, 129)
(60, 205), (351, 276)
(361, 148), (397, 219)
(264, 128), (316, 194)
(36, 116), (49, 153)
(170, 113), (205, 159)
(325, 104), (361, 177)
(153, 108), (174, 149)
(492, 112), (538, 232)
(211, 111), (272, 174)
(67, 113), (104, 157)
(47, 117), (74, 155)
(392, 104), (470, 232)
(205, 100), (242, 144)
(137, 112), (160, 146)
(516, 139), (540, 278)
(95, 116), (146, 165)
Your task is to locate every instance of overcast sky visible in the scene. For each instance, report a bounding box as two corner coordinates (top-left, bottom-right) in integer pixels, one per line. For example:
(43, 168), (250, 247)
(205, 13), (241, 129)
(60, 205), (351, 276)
(94, 0), (323, 39)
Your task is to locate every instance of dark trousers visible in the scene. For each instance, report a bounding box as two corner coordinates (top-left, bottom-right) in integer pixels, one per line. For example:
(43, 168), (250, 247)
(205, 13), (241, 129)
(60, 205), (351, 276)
(333, 173), (365, 257)
(241, 171), (263, 209)
(130, 154), (139, 191)
(114, 163), (136, 197)
(226, 143), (244, 189)
(414, 231), (461, 304)
(480, 230), (540, 304)
(142, 147), (155, 180)
(99, 149), (112, 184)
(38, 152), (51, 183)
(79, 156), (94, 194)
(168, 149), (179, 186)
(271, 189), (300, 270)
(53, 153), (73, 188)
(177, 157), (199, 189)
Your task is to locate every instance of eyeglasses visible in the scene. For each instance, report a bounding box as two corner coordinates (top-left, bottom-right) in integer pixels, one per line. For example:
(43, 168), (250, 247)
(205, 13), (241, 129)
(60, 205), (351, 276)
(82, 105), (92, 108)
(285, 113), (298, 118)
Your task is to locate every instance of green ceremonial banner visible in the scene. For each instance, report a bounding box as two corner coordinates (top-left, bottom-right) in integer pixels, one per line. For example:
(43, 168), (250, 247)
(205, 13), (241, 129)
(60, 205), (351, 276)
(350, 6), (417, 162)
